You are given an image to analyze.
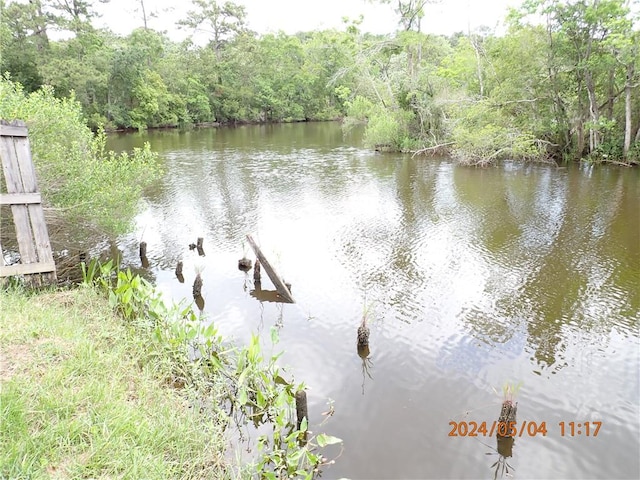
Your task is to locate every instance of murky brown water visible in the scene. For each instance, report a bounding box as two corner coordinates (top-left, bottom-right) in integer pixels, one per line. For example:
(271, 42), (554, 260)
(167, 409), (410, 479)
(109, 122), (639, 479)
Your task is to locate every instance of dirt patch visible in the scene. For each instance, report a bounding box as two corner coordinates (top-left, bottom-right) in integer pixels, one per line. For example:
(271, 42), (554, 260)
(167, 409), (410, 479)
(0, 343), (35, 382)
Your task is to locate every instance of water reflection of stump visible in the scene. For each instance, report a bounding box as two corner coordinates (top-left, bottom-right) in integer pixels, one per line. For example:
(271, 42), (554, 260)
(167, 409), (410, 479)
(358, 340), (373, 395)
(497, 435), (514, 458)
(250, 280), (294, 304)
(490, 400), (517, 477)
(194, 294), (205, 312)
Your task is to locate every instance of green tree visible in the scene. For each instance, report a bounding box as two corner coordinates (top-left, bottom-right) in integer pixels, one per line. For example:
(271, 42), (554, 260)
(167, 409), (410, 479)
(0, 0), (50, 91)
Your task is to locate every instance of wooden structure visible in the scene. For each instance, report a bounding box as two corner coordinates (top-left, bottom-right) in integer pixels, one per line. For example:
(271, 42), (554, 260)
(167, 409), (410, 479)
(246, 234), (294, 303)
(0, 120), (57, 284)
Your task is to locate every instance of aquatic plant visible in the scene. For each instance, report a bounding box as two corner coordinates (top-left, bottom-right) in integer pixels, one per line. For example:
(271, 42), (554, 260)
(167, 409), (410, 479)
(81, 259), (342, 477)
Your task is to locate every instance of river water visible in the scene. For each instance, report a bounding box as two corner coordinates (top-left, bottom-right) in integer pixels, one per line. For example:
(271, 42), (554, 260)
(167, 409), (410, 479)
(108, 122), (639, 479)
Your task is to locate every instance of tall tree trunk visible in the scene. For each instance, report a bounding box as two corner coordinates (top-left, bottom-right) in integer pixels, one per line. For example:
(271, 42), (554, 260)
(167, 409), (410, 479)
(546, 14), (570, 152)
(584, 26), (600, 153)
(139, 0), (148, 29)
(471, 35), (484, 97)
(585, 69), (600, 153)
(623, 63), (634, 157)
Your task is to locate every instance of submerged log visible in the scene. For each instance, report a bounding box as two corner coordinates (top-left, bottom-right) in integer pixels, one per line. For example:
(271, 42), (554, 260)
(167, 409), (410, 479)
(245, 234), (294, 303)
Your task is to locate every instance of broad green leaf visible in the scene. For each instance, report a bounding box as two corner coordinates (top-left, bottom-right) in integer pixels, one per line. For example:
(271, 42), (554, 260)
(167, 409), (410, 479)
(316, 433), (342, 447)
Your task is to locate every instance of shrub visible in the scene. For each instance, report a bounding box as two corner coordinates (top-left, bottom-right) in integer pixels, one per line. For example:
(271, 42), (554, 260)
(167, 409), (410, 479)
(0, 76), (162, 235)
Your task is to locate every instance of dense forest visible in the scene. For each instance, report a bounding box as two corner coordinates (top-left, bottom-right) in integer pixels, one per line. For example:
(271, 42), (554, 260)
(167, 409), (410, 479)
(1, 0), (639, 164)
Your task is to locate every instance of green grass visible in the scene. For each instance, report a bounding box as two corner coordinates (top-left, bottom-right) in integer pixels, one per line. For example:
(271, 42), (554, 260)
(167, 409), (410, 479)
(0, 287), (228, 479)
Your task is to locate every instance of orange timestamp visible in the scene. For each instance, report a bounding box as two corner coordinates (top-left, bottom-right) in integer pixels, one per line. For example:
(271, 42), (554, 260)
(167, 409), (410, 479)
(448, 420), (602, 437)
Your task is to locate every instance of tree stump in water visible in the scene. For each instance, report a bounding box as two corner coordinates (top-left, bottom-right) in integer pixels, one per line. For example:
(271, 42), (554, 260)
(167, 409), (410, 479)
(175, 261), (184, 283)
(139, 242), (149, 268)
(357, 317), (370, 349)
(497, 400), (517, 438)
(238, 257), (252, 271)
(295, 390), (308, 431)
(193, 273), (203, 298)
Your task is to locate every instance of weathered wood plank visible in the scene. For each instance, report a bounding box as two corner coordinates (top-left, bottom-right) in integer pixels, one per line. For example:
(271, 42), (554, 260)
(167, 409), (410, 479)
(14, 135), (55, 278)
(0, 125), (28, 137)
(0, 136), (38, 263)
(246, 234), (294, 303)
(0, 192), (42, 205)
(0, 120), (57, 284)
(0, 261), (56, 277)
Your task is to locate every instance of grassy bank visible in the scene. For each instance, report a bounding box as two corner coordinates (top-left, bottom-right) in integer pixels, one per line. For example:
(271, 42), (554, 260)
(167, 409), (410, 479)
(0, 287), (227, 479)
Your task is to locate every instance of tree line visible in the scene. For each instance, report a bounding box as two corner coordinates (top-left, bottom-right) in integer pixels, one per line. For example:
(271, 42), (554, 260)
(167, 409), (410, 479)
(2, 0), (639, 163)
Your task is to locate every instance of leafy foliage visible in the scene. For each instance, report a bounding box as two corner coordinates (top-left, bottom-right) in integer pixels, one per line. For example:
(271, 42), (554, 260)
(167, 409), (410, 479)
(0, 76), (162, 234)
(2, 0), (638, 162)
(82, 259), (343, 478)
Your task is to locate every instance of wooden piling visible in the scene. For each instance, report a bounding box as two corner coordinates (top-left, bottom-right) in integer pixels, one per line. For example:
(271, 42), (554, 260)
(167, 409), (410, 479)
(497, 401), (518, 438)
(175, 261), (184, 282)
(295, 390), (308, 431)
(245, 234), (294, 303)
(253, 259), (261, 282)
(139, 241), (149, 268)
(193, 274), (202, 298)
(238, 257), (252, 271)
